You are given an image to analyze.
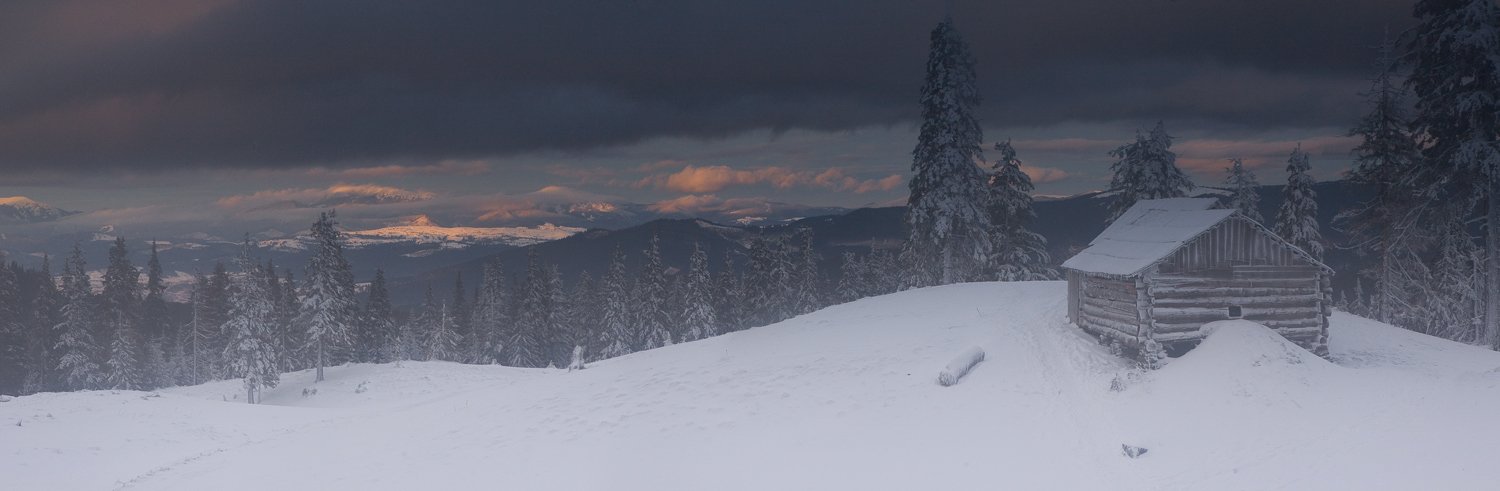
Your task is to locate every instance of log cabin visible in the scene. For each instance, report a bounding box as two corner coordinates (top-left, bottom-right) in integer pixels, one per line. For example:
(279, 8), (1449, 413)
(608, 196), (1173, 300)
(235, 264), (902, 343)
(1060, 198), (1331, 365)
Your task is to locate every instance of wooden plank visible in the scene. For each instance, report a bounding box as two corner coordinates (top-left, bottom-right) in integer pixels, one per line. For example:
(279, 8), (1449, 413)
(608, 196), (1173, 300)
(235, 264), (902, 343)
(1085, 298), (1139, 317)
(1083, 284), (1137, 303)
(1153, 286), (1319, 299)
(1154, 277), (1316, 289)
(1079, 312), (1141, 338)
(1081, 303), (1140, 326)
(1152, 295), (1322, 309)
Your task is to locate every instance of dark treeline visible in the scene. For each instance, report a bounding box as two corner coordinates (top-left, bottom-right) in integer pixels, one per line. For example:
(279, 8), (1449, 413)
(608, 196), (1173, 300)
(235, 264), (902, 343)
(0, 212), (921, 400)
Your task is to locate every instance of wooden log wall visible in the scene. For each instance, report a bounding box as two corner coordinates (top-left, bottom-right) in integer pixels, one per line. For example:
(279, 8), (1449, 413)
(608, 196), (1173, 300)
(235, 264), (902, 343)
(1074, 274), (1141, 345)
(1149, 264), (1325, 345)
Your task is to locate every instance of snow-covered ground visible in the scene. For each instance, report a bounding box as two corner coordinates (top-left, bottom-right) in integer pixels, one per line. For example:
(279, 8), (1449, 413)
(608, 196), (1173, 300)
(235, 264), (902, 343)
(4, 282), (1499, 490)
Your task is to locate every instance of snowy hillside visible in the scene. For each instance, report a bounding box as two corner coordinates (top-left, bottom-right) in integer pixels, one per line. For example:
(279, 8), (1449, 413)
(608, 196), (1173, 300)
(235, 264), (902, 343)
(0, 196), (78, 224)
(4, 282), (1499, 490)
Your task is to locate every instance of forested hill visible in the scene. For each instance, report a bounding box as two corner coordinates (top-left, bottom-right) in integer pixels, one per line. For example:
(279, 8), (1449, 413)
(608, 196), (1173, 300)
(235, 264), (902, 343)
(390, 180), (1370, 305)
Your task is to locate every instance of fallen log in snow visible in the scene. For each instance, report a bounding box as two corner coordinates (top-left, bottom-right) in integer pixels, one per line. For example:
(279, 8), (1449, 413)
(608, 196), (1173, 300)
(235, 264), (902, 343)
(937, 346), (986, 386)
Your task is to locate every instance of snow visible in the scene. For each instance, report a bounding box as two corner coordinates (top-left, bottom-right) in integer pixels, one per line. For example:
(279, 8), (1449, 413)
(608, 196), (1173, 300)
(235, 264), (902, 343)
(1062, 198), (1232, 276)
(4, 282), (1500, 490)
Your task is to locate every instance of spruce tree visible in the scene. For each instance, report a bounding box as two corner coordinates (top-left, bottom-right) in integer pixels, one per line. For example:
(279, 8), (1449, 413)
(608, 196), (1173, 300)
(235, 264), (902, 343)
(545, 264), (570, 367)
(301, 211), (356, 381)
(714, 252), (745, 333)
(565, 271), (598, 360)
(836, 252), (867, 303)
(1275, 145), (1325, 260)
(140, 242), (171, 387)
(903, 17), (996, 287)
(361, 270), (396, 363)
(100, 237), (144, 390)
(509, 250), (549, 367)
(789, 231), (823, 316)
(1342, 32), (1423, 324)
(1107, 121), (1194, 220)
(222, 240), (279, 404)
(1406, 0), (1500, 347)
(449, 273), (471, 354)
(24, 255), (62, 393)
(55, 244), (98, 391)
(1224, 158), (1264, 224)
(988, 140), (1054, 280)
(274, 269), (301, 371)
(427, 302), (462, 362)
(471, 261), (511, 364)
(635, 234), (673, 349)
(680, 243), (719, 342)
(598, 247), (635, 359)
(0, 258), (23, 393)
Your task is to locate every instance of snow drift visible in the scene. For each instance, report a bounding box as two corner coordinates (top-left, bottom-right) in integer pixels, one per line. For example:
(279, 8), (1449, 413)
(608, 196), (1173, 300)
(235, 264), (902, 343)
(4, 282), (1500, 491)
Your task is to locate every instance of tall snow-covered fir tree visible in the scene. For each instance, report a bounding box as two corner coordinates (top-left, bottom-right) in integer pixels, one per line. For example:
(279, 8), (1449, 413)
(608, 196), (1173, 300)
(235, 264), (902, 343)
(789, 231), (823, 316)
(714, 252), (746, 333)
(1406, 0), (1500, 348)
(141, 242), (171, 371)
(1340, 32), (1424, 325)
(100, 237), (144, 390)
(55, 244), (98, 391)
(565, 271), (598, 361)
(1223, 158), (1264, 225)
(903, 17), (996, 287)
(509, 249), (550, 367)
(679, 243), (718, 343)
(1106, 121), (1195, 220)
(359, 269), (397, 363)
(427, 302), (462, 362)
(23, 254), (62, 394)
(1428, 214), (1483, 341)
(598, 247), (635, 359)
(273, 268), (302, 372)
(987, 140), (1053, 281)
(449, 273), (471, 355)
(634, 234), (674, 350)
(300, 211), (356, 381)
(404, 285), (439, 361)
(544, 264), (570, 367)
(471, 261), (510, 364)
(222, 240), (279, 404)
(1275, 145), (1325, 260)
(745, 235), (791, 326)
(0, 258), (24, 393)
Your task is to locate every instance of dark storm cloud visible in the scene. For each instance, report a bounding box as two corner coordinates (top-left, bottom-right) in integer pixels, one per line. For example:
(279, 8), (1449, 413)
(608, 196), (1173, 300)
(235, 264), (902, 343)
(0, 0), (1411, 172)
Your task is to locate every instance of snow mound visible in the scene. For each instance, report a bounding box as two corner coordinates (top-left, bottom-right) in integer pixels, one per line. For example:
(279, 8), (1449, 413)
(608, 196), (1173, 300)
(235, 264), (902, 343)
(1179, 319), (1330, 371)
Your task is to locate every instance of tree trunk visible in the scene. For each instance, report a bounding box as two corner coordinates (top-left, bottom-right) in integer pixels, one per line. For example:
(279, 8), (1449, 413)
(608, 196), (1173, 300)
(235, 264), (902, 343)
(246, 384), (255, 405)
(1378, 223), (1393, 323)
(316, 337), (325, 382)
(1488, 182), (1500, 350)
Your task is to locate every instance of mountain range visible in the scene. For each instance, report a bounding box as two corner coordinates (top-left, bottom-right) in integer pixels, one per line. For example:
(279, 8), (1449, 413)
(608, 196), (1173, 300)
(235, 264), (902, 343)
(0, 180), (1370, 306)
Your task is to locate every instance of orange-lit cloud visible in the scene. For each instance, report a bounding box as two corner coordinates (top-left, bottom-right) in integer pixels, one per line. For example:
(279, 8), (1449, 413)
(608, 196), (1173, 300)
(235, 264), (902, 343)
(640, 165), (902, 194)
(1174, 135), (1358, 174)
(216, 184), (435, 209)
(301, 160), (490, 179)
(1019, 164), (1071, 184)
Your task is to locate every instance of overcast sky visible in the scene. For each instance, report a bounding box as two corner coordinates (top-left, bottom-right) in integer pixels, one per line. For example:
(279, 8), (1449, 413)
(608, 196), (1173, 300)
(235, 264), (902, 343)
(0, 0), (1413, 223)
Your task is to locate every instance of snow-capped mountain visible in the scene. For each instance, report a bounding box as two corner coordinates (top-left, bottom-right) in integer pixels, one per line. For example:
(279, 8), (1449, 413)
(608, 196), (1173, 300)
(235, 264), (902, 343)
(0, 196), (79, 224)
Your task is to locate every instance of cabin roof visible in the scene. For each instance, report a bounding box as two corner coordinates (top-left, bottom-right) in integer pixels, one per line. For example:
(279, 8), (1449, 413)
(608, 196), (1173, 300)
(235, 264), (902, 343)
(1061, 198), (1237, 276)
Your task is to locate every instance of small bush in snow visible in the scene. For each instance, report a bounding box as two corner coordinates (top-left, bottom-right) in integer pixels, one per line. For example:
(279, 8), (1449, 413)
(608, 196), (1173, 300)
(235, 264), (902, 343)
(355, 381), (369, 394)
(1122, 444), (1148, 458)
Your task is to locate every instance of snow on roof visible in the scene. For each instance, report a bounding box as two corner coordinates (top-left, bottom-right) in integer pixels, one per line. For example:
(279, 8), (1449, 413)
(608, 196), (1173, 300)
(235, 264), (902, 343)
(1062, 198), (1233, 276)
